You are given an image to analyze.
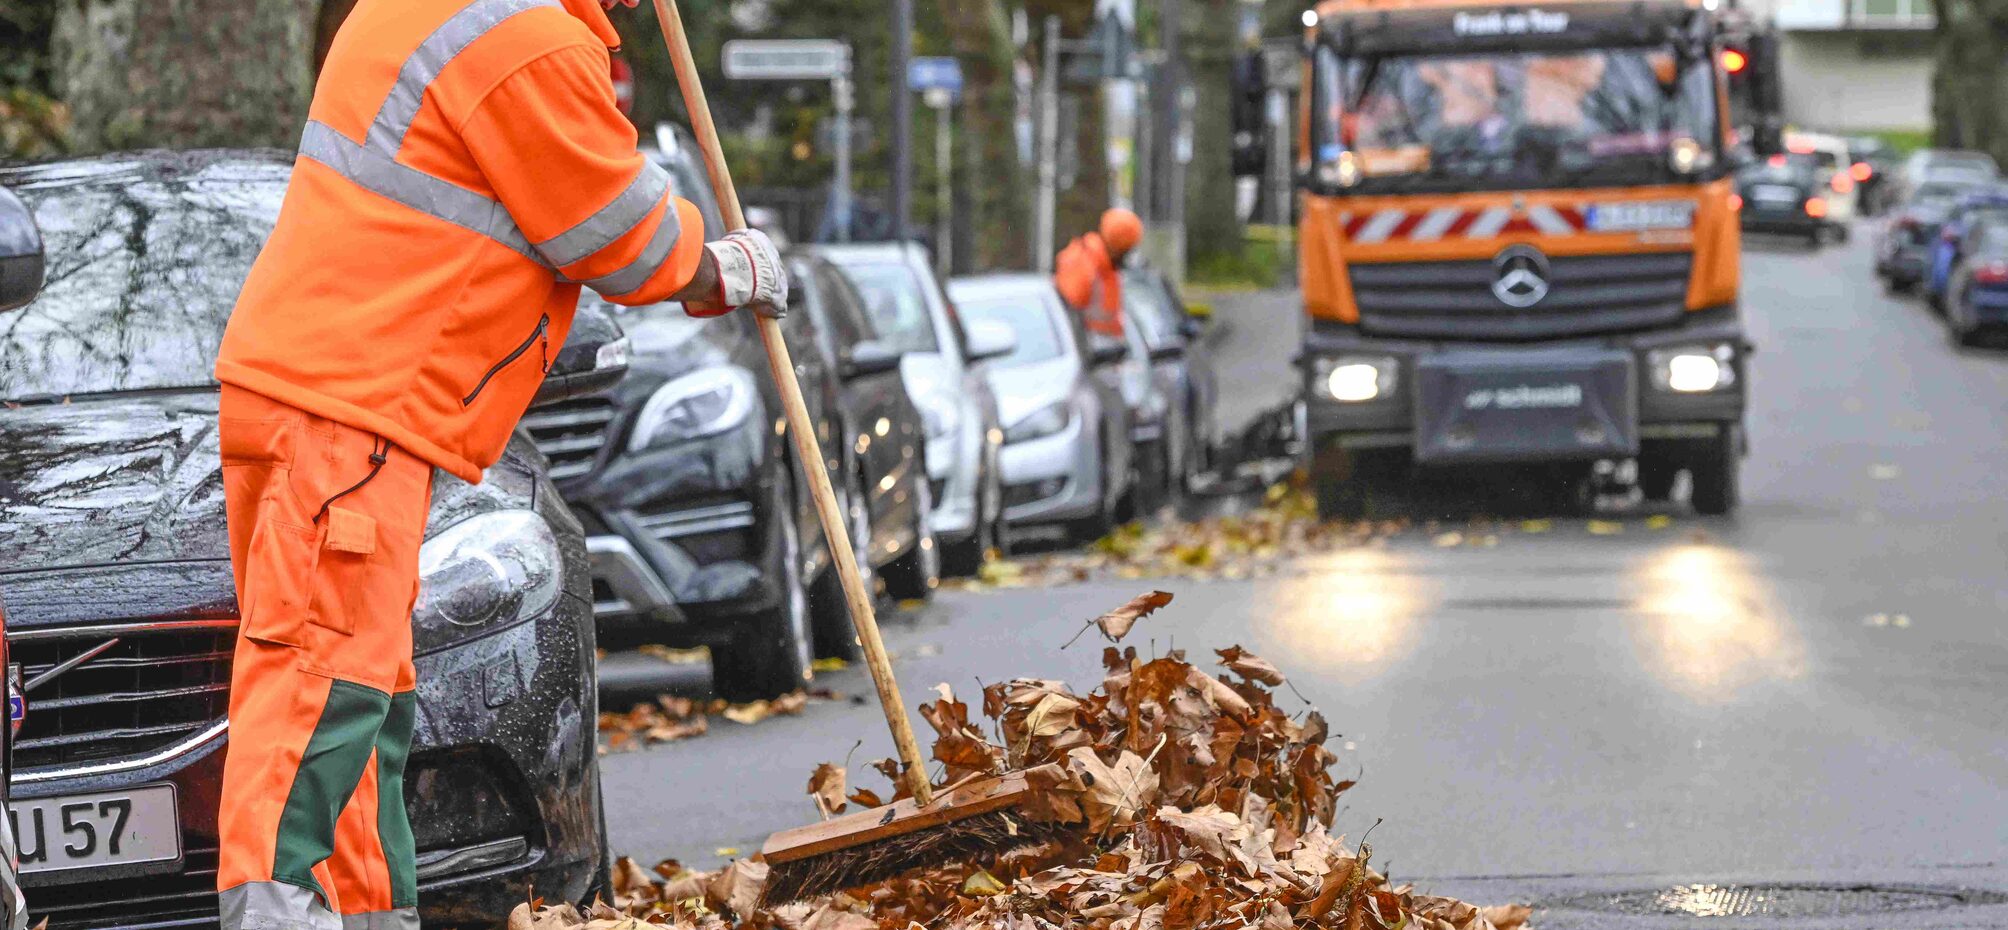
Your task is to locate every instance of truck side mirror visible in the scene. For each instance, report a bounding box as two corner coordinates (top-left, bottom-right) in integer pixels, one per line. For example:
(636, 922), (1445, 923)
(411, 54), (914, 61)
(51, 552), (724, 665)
(0, 186), (45, 314)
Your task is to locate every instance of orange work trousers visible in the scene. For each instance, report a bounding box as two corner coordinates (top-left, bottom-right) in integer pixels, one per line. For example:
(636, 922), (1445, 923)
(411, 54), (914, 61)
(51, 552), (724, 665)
(215, 384), (433, 930)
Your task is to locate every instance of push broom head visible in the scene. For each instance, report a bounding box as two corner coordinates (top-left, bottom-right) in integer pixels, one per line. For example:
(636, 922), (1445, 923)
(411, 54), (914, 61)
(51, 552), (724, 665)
(759, 763), (1068, 905)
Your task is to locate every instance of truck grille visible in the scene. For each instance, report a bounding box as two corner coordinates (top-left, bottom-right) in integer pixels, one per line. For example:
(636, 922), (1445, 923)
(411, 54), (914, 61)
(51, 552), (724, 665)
(10, 623), (234, 773)
(522, 397), (617, 481)
(1350, 252), (1693, 340)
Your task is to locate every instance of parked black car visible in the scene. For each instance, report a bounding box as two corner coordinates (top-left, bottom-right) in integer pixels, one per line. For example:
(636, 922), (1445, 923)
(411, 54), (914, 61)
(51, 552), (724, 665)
(1943, 217), (2008, 346)
(534, 127), (872, 700)
(0, 153), (614, 927)
(1844, 136), (1897, 216)
(784, 255), (935, 635)
(1735, 154), (1839, 244)
(1118, 268), (1219, 496)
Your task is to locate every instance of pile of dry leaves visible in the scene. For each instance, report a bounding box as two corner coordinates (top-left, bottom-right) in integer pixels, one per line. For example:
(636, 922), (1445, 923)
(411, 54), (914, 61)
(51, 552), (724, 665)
(531, 593), (1527, 930)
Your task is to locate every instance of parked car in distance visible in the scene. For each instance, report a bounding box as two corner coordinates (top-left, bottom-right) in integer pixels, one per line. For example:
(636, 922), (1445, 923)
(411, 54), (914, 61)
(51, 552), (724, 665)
(1942, 218), (2008, 346)
(1783, 131), (1860, 232)
(1736, 154), (1842, 245)
(1877, 174), (1999, 292)
(784, 253), (936, 653)
(534, 125), (857, 700)
(1119, 267), (1219, 494)
(1900, 148), (2001, 187)
(1844, 135), (1897, 215)
(1921, 188), (2008, 312)
(0, 151), (610, 928)
(946, 274), (1134, 544)
(813, 242), (1011, 576)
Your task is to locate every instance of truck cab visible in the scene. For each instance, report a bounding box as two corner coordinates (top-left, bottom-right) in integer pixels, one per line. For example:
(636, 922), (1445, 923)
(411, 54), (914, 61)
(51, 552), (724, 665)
(1296, 0), (1767, 516)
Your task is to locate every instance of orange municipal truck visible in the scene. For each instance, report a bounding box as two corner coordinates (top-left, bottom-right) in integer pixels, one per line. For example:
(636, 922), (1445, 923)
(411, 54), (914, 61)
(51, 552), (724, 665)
(1294, 0), (1773, 517)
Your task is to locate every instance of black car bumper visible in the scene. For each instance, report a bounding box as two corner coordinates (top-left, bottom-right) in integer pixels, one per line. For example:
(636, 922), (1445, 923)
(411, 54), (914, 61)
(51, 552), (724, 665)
(1299, 307), (1749, 464)
(6, 557), (604, 928)
(1740, 208), (1827, 236)
(563, 417), (801, 649)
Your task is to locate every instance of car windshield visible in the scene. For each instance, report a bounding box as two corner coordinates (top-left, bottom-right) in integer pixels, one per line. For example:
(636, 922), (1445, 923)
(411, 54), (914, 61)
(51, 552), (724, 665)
(954, 290), (1065, 365)
(836, 261), (941, 355)
(1975, 224), (2008, 253)
(1121, 283), (1175, 350)
(1, 161), (288, 402)
(1916, 180), (1991, 206)
(1312, 41), (1717, 191)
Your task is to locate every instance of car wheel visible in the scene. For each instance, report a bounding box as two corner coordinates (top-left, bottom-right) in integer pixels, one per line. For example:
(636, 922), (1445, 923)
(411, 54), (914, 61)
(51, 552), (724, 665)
(711, 489), (813, 701)
(1688, 427), (1740, 516)
(940, 498), (996, 578)
(881, 474), (940, 601)
(1882, 275), (1913, 296)
(809, 482), (873, 661)
(1070, 443), (1120, 544)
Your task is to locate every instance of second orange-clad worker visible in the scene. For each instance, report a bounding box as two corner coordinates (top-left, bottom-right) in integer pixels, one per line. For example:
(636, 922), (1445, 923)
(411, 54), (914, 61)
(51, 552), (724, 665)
(208, 0), (784, 927)
(1054, 207), (1144, 338)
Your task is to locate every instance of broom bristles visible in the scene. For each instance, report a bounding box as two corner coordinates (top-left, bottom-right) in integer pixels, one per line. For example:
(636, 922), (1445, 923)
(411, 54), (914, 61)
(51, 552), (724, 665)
(760, 810), (1063, 906)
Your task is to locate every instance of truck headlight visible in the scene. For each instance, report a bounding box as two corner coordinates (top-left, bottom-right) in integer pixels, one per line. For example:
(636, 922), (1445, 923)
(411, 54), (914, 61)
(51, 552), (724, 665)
(413, 511), (562, 653)
(1312, 356), (1397, 403)
(1649, 344), (1737, 393)
(629, 367), (758, 451)
(1004, 402), (1071, 444)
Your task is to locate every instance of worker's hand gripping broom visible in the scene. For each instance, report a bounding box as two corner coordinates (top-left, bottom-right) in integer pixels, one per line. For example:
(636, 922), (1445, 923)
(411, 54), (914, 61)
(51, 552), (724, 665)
(646, 0), (1060, 905)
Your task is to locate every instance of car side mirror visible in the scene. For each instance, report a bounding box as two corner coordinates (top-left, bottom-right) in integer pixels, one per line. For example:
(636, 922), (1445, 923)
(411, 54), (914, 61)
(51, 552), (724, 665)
(1089, 335), (1130, 367)
(533, 301), (628, 407)
(841, 340), (903, 379)
(1178, 316), (1204, 340)
(964, 319), (1019, 362)
(0, 186), (45, 314)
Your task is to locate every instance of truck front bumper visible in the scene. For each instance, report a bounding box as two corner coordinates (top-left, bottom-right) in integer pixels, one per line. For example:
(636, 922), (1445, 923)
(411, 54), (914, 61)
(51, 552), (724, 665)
(1300, 307), (1748, 463)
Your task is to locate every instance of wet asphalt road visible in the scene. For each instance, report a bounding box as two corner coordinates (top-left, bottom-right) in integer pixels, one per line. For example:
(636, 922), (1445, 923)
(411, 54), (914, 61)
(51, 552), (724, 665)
(600, 229), (2008, 927)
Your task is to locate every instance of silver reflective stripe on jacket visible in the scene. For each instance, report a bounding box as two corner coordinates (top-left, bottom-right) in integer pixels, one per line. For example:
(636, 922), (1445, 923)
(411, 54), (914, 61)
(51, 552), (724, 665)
(298, 121), (545, 264)
(341, 908), (421, 930)
(367, 0), (562, 154)
(535, 159), (673, 268)
(580, 205), (685, 297)
(220, 881), (342, 930)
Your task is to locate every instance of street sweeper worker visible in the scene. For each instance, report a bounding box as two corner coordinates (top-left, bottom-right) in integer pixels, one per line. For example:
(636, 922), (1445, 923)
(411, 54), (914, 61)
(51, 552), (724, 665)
(1054, 207), (1143, 339)
(207, 0), (784, 927)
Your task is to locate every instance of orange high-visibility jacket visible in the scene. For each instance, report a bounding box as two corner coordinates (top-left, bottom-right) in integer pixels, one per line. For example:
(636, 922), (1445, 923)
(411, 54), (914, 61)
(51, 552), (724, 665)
(1054, 232), (1124, 338)
(215, 0), (707, 484)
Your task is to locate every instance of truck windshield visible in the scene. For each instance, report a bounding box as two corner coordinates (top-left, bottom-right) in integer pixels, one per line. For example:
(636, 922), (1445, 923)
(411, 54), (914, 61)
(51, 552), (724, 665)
(1313, 42), (1717, 192)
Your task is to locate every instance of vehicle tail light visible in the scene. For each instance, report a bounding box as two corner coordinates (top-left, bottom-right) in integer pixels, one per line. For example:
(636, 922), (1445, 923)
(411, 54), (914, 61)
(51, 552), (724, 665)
(1851, 162), (1873, 182)
(1830, 173), (1854, 194)
(1728, 193), (1744, 212)
(1767, 154), (1787, 167)
(1974, 262), (2008, 284)
(1805, 197), (1828, 218)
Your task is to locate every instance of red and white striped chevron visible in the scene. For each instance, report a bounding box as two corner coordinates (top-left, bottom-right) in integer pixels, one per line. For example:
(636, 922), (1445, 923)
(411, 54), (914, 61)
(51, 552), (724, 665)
(1340, 204), (1586, 244)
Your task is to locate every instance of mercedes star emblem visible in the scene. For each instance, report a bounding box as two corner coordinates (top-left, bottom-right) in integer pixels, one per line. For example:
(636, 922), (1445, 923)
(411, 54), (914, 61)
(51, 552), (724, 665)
(1491, 245), (1551, 309)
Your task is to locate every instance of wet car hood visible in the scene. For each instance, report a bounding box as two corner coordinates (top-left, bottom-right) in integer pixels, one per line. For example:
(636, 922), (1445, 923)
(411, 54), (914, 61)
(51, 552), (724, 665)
(607, 300), (755, 403)
(986, 357), (1081, 427)
(0, 392), (228, 570)
(0, 389), (544, 577)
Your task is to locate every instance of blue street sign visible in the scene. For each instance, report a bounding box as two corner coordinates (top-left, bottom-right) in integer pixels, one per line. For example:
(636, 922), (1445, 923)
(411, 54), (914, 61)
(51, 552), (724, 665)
(908, 57), (964, 97)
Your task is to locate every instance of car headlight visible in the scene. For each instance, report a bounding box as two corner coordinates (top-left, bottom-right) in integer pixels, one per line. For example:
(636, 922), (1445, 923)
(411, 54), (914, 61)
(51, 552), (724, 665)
(413, 511), (562, 653)
(1310, 356), (1398, 403)
(918, 396), (962, 440)
(1648, 344), (1738, 393)
(1003, 401), (1071, 444)
(629, 367), (758, 451)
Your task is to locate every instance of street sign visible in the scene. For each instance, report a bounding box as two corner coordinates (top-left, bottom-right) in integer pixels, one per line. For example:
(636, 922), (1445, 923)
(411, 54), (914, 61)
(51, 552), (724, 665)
(722, 39), (851, 81)
(908, 57), (963, 96)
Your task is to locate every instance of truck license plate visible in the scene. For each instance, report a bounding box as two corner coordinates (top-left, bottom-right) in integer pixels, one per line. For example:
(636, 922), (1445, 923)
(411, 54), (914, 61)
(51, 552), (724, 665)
(1413, 349), (1638, 464)
(11, 784), (180, 875)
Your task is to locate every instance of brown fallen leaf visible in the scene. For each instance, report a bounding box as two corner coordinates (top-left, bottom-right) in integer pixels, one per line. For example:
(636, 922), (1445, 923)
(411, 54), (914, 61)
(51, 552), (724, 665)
(1215, 645), (1286, 686)
(1094, 590), (1174, 642)
(807, 762), (847, 818)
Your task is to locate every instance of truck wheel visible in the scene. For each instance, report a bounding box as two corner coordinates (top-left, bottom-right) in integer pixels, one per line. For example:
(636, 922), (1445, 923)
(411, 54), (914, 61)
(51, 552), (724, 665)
(713, 499), (813, 701)
(1311, 447), (1403, 522)
(881, 477), (939, 601)
(1688, 428), (1741, 516)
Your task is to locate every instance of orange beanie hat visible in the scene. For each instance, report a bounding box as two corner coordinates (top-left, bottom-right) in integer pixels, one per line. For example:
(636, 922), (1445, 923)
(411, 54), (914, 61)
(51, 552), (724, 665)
(1099, 208), (1143, 256)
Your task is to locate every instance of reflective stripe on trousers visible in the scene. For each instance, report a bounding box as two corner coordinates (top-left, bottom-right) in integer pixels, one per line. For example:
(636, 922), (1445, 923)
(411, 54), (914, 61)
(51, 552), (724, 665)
(220, 882), (418, 930)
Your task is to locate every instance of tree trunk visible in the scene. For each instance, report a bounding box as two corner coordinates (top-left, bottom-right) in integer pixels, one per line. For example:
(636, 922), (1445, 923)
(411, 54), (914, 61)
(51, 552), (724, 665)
(939, 0), (1029, 271)
(1931, 0), (2008, 161)
(52, 0), (319, 152)
(1181, 0), (1244, 263)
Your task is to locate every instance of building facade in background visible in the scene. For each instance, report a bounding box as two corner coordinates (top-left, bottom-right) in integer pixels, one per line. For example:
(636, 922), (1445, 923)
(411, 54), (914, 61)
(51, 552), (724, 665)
(1758, 0), (1932, 133)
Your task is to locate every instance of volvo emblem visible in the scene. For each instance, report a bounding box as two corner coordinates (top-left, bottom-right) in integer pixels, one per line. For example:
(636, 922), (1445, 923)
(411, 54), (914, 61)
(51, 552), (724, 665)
(1491, 245), (1551, 308)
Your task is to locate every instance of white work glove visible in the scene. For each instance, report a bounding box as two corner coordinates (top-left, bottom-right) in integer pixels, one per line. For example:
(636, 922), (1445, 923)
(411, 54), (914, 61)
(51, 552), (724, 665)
(700, 228), (788, 319)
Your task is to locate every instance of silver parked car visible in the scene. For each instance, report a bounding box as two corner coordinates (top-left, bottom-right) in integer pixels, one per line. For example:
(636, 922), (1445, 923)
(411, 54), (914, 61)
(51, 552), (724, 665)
(815, 243), (1014, 574)
(946, 274), (1135, 543)
(1121, 268), (1219, 494)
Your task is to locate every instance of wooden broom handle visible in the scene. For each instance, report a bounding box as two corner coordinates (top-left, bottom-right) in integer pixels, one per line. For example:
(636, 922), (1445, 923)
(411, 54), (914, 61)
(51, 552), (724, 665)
(649, 0), (935, 808)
